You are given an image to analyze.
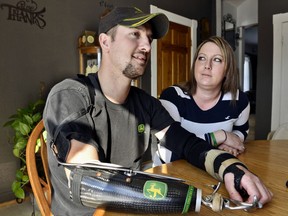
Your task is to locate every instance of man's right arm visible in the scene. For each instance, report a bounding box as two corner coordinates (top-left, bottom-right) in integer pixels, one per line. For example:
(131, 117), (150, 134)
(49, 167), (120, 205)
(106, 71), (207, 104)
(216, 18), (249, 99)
(64, 139), (99, 180)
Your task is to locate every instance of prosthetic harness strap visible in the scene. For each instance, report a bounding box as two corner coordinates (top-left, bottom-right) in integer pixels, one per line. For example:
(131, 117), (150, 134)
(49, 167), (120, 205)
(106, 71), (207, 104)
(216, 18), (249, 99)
(50, 74), (98, 161)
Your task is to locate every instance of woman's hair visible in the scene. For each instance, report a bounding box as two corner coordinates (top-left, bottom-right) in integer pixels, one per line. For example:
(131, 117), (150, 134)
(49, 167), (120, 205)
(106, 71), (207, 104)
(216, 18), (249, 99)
(178, 36), (239, 101)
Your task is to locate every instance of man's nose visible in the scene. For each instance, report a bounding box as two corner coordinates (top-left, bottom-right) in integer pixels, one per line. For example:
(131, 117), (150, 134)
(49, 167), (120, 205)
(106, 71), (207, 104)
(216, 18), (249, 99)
(139, 36), (151, 53)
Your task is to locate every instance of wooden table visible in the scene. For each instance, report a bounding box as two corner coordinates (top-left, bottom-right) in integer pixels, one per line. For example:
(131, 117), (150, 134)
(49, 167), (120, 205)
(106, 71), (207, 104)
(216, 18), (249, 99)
(94, 140), (288, 216)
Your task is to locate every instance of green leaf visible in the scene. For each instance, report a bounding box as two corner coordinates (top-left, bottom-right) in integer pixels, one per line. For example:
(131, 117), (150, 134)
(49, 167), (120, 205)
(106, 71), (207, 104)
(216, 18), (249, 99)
(36, 138), (41, 147)
(11, 120), (21, 132)
(16, 169), (24, 181)
(42, 130), (47, 142)
(17, 107), (29, 116)
(32, 113), (42, 123)
(33, 99), (45, 109)
(8, 113), (19, 119)
(22, 175), (29, 183)
(13, 148), (20, 158)
(23, 115), (33, 126)
(3, 119), (14, 127)
(14, 188), (25, 199)
(11, 180), (21, 192)
(14, 137), (27, 150)
(35, 144), (40, 153)
(19, 122), (30, 136)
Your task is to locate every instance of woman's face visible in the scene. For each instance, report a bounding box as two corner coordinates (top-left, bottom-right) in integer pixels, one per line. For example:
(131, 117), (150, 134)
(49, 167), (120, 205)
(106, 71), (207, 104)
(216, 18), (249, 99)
(194, 42), (226, 90)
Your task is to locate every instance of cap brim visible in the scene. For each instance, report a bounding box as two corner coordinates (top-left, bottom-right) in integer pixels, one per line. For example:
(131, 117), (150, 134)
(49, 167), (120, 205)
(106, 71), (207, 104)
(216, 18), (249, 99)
(119, 13), (169, 39)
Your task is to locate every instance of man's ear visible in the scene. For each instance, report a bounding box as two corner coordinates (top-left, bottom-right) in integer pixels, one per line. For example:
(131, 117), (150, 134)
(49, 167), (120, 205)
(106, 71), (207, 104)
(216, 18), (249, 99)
(99, 33), (110, 51)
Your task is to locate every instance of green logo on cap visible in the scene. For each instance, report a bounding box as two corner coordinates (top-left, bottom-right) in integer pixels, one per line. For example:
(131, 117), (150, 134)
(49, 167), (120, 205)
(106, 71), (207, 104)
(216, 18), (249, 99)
(143, 180), (167, 200)
(138, 124), (145, 133)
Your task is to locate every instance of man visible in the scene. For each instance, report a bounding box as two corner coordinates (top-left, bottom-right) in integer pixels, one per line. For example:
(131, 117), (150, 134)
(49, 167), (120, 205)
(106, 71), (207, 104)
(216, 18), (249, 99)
(43, 6), (272, 216)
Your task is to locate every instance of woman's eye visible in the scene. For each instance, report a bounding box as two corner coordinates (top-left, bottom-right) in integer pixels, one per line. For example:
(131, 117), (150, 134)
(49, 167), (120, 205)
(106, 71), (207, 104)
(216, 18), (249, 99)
(198, 56), (205, 61)
(214, 57), (222, 63)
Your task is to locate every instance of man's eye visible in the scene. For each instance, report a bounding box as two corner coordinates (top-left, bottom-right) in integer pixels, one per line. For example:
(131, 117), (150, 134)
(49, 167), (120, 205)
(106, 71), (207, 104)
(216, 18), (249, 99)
(131, 32), (140, 37)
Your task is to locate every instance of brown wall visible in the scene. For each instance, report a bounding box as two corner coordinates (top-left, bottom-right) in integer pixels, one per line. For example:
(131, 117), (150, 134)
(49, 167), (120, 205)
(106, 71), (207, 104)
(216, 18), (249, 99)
(0, 0), (213, 202)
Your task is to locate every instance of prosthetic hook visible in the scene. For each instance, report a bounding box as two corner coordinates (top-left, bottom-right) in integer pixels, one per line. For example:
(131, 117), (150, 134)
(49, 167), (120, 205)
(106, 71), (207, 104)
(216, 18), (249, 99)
(202, 182), (263, 212)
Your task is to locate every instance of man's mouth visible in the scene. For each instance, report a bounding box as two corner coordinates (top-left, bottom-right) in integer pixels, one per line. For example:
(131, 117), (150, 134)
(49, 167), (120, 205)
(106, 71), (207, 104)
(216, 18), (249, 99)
(133, 54), (147, 64)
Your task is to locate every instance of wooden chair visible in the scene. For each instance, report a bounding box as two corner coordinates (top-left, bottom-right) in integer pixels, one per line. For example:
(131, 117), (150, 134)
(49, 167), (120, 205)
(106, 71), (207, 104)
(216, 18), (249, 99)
(26, 119), (53, 216)
(26, 119), (108, 216)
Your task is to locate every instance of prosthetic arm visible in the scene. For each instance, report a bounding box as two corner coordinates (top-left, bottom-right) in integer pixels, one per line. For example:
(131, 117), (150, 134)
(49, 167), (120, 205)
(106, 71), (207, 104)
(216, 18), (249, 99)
(64, 161), (261, 214)
(66, 162), (202, 214)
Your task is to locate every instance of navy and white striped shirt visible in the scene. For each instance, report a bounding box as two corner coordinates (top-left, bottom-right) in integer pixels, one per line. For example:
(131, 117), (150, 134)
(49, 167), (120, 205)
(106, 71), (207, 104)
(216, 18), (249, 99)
(153, 86), (250, 166)
(160, 86), (250, 141)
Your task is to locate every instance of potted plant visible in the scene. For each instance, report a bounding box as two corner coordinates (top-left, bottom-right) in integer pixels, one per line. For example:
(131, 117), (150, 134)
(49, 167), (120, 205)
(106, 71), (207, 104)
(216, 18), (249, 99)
(3, 99), (45, 202)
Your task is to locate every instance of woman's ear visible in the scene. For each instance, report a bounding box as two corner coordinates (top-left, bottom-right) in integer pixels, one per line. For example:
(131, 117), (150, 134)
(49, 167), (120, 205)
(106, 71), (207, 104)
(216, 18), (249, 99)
(99, 33), (110, 51)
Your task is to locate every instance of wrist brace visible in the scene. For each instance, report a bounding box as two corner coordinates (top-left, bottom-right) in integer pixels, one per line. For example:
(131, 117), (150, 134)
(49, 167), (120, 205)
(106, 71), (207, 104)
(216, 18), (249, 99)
(69, 166), (202, 214)
(204, 149), (247, 181)
(205, 149), (249, 199)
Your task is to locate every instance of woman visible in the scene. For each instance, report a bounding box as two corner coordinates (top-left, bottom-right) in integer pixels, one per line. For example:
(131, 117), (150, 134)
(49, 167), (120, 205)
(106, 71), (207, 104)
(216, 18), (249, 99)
(157, 36), (249, 163)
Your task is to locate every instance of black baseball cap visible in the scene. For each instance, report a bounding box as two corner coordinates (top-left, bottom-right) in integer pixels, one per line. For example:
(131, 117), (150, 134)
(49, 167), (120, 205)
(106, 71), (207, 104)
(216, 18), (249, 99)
(98, 7), (169, 39)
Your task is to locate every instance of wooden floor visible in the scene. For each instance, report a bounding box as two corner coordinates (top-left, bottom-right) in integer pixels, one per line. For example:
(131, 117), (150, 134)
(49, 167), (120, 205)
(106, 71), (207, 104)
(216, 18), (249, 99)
(0, 196), (40, 216)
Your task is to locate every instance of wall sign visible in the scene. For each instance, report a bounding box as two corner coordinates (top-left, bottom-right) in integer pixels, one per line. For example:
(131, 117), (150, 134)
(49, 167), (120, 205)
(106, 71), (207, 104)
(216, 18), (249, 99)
(99, 0), (113, 9)
(1, 0), (46, 29)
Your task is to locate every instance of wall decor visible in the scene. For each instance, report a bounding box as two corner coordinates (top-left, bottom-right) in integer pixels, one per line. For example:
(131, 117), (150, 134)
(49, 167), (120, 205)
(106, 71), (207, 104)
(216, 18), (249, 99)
(99, 0), (113, 10)
(0, 0), (46, 29)
(222, 13), (238, 51)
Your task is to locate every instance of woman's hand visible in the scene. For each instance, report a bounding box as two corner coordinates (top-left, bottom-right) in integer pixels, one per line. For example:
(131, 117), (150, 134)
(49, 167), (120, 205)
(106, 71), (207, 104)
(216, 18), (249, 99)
(215, 130), (245, 156)
(218, 143), (240, 156)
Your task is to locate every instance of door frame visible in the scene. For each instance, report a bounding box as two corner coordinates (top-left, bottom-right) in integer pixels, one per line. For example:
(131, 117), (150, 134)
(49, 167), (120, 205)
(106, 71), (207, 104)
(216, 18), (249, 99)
(150, 5), (198, 98)
(271, 12), (288, 130)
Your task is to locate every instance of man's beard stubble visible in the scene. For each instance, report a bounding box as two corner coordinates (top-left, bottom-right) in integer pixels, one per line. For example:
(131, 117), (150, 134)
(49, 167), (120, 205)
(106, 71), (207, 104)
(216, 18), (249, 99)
(122, 63), (145, 80)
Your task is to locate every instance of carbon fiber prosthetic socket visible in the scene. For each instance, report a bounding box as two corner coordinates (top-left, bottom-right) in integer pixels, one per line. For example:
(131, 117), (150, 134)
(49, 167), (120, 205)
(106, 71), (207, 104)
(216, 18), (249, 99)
(70, 167), (202, 214)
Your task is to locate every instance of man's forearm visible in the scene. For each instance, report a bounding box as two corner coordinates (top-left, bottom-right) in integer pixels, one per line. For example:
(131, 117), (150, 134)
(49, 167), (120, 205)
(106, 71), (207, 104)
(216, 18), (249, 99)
(161, 122), (247, 182)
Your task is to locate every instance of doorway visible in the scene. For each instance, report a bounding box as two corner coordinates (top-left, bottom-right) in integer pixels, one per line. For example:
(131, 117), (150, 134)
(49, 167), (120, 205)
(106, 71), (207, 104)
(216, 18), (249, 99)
(243, 25), (258, 115)
(150, 5), (197, 98)
(241, 25), (258, 141)
(271, 12), (288, 131)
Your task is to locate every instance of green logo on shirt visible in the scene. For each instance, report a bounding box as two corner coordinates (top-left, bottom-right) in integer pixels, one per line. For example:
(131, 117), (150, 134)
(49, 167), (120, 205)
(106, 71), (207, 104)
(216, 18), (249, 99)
(143, 180), (167, 200)
(138, 124), (145, 133)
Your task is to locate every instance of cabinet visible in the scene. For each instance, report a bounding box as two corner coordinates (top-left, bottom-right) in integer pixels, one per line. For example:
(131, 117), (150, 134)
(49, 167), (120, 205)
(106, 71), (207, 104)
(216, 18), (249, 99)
(78, 31), (101, 75)
(78, 46), (101, 75)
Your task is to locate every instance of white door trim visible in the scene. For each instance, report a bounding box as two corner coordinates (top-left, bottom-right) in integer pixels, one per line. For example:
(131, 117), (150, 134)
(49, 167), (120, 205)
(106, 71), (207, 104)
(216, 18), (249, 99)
(271, 12), (288, 130)
(150, 5), (198, 98)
